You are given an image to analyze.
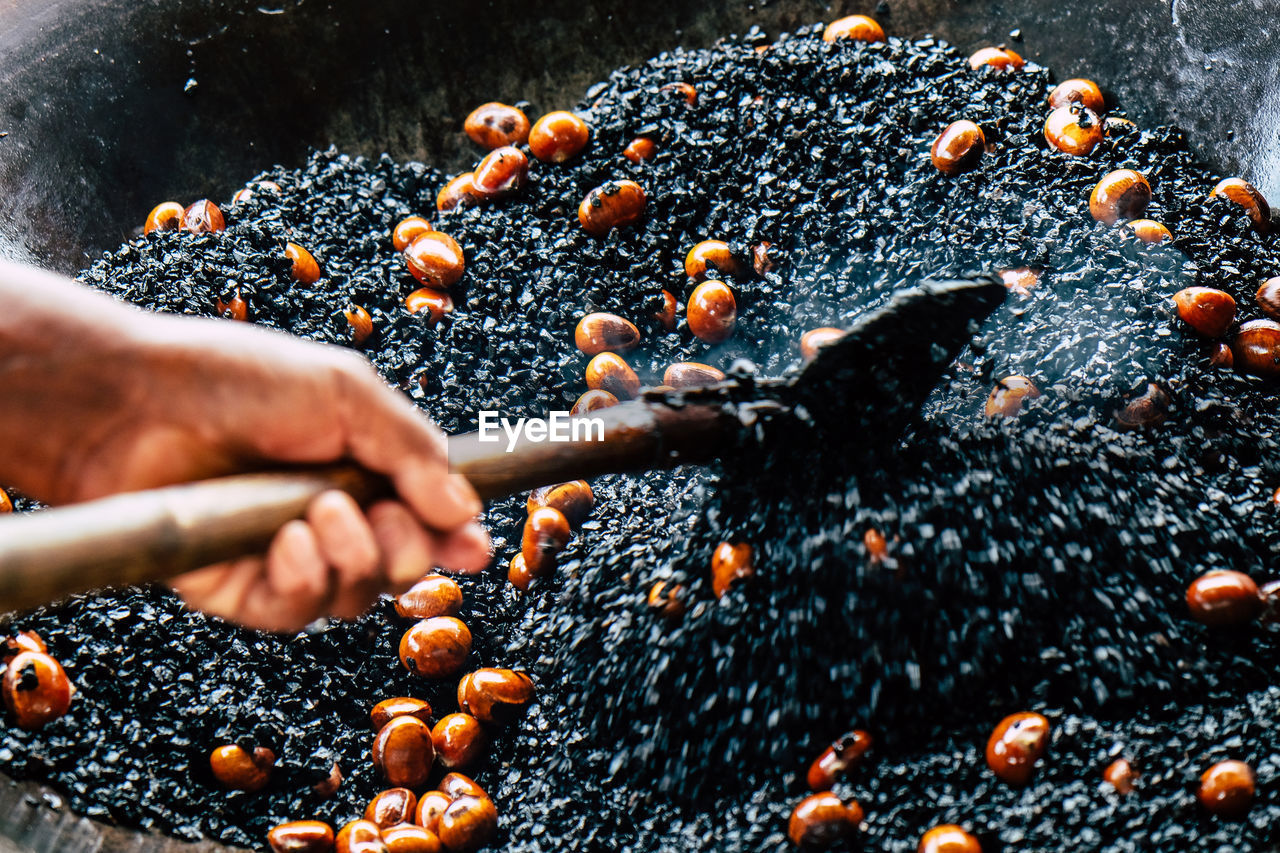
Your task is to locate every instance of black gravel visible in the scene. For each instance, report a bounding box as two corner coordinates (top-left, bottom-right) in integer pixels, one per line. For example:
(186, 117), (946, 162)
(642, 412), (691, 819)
(4, 20), (1280, 853)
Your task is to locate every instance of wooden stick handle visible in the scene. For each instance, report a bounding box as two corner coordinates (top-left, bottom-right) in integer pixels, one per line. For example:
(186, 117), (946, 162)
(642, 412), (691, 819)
(0, 401), (734, 613)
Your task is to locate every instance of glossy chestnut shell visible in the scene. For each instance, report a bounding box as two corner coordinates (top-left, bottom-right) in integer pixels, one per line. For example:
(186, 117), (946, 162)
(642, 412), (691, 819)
(1048, 78), (1105, 113)
(1043, 104), (1103, 156)
(144, 201), (184, 234)
(522, 506), (572, 577)
(806, 729), (873, 790)
(209, 743), (275, 793)
(930, 120), (984, 176)
(365, 787), (419, 829)
(436, 794), (498, 853)
(456, 668), (535, 725)
(1212, 178), (1271, 233)
(370, 696), (433, 731)
(463, 102), (530, 150)
(528, 111), (590, 163)
(571, 389), (619, 414)
(432, 713), (487, 770)
(285, 242), (321, 284)
(686, 280), (737, 343)
(526, 481), (595, 528)
(983, 375), (1040, 417)
(787, 792), (864, 847)
(1089, 169), (1151, 225)
(1, 650), (71, 730)
(985, 711), (1050, 785)
(392, 216), (433, 252)
(711, 541), (754, 598)
(684, 240), (743, 280)
(399, 617), (472, 679)
(404, 231), (465, 290)
(371, 716), (435, 789)
(821, 14), (885, 42)
(1231, 318), (1280, 379)
(1172, 287), (1235, 337)
(1198, 759), (1255, 818)
(1186, 570), (1263, 627)
(585, 352), (641, 399)
(800, 327), (844, 361)
(267, 820), (335, 853)
(578, 180), (646, 237)
(1102, 758), (1137, 795)
(918, 824), (982, 853)
(575, 312), (642, 356)
(662, 362), (725, 388)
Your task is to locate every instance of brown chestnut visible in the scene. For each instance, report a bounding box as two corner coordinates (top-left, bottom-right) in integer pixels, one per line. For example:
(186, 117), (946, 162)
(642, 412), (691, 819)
(1103, 758), (1137, 795)
(571, 389), (619, 414)
(821, 15), (885, 42)
(1186, 570), (1262, 627)
(1198, 759), (1254, 817)
(182, 199), (226, 234)
(578, 180), (646, 237)
(787, 792), (864, 847)
(1172, 287), (1235, 338)
(415, 790), (452, 834)
(585, 352), (641, 399)
(392, 216), (433, 252)
(436, 794), (497, 853)
(1212, 178), (1271, 233)
(687, 280), (737, 343)
(335, 819), (388, 853)
(456, 668), (534, 725)
(268, 820), (335, 853)
(1048, 78), (1105, 113)
(528, 111), (590, 163)
(930, 120), (985, 176)
(508, 553), (533, 591)
(1089, 169), (1152, 225)
(864, 529), (889, 563)
(395, 575), (463, 620)
(285, 242), (321, 285)
(685, 240), (743, 280)
(2, 650), (71, 731)
(623, 137), (657, 163)
(473, 145), (529, 198)
(438, 771), (488, 801)
(144, 201), (184, 235)
(404, 232), (465, 290)
(344, 305), (374, 345)
(381, 824), (443, 853)
(371, 716), (435, 789)
(527, 481), (595, 528)
(1126, 219), (1172, 243)
(1043, 105), (1103, 156)
(752, 241), (776, 276)
(918, 825), (981, 853)
(432, 713), (487, 770)
(311, 762), (343, 798)
(1256, 277), (1280, 320)
(404, 288), (455, 327)
(2, 631), (46, 659)
(1231, 318), (1280, 379)
(215, 291), (249, 322)
(660, 82), (698, 105)
(231, 181), (282, 205)
(365, 787), (418, 829)
(983, 375), (1040, 417)
(806, 729), (873, 790)
(985, 712), (1050, 785)
(800, 327), (844, 361)
(0, 488), (11, 513)
(655, 289), (679, 331)
(399, 617), (472, 679)
(663, 362), (725, 388)
(522, 506), (572, 577)
(1114, 382), (1170, 430)
(967, 47), (1024, 70)
(711, 541), (754, 598)
(464, 102), (530, 150)
(575, 313), (641, 356)
(209, 743), (274, 792)
(647, 580), (686, 622)
(1209, 342), (1234, 368)
(370, 696), (433, 731)
(437, 173), (485, 212)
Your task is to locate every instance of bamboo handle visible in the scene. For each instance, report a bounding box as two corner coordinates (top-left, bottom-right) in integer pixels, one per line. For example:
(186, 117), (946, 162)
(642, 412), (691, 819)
(0, 400), (734, 613)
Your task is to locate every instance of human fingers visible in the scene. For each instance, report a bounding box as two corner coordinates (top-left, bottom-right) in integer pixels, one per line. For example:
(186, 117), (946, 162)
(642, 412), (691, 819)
(170, 557), (262, 625)
(257, 519), (330, 629)
(306, 490), (381, 590)
(426, 520), (493, 575)
(367, 501), (436, 590)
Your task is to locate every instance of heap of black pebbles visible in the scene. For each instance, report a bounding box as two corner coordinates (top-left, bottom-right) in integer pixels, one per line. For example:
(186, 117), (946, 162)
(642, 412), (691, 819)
(4, 20), (1280, 853)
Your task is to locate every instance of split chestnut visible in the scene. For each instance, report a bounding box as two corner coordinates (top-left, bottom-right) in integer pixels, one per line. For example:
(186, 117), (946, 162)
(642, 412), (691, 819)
(394, 575), (463, 620)
(527, 481), (595, 528)
(1172, 287), (1235, 337)
(931, 121), (984, 176)
(463, 102), (530, 150)
(1048, 78), (1105, 113)
(404, 232), (465, 290)
(457, 668), (535, 725)
(415, 790), (452, 834)
(382, 824), (442, 853)
(918, 825), (981, 853)
(1231, 318), (1280, 379)
(571, 389), (619, 414)
(1186, 570), (1263, 627)
(285, 242), (321, 285)
(267, 820), (335, 853)
(806, 729), (873, 790)
(529, 111), (590, 163)
(787, 792), (863, 847)
(1090, 170), (1151, 225)
(335, 820), (388, 853)
(821, 15), (885, 42)
(1198, 760), (1254, 818)
(370, 697), (433, 731)
(392, 216), (433, 252)
(1043, 105), (1103, 156)
(1212, 178), (1271, 233)
(144, 201), (184, 235)
(182, 199), (226, 234)
(575, 312), (641, 356)
(984, 375), (1040, 417)
(438, 771), (487, 800)
(209, 743), (275, 792)
(687, 281), (737, 343)
(985, 712), (1050, 785)
(711, 541), (754, 598)
(586, 352), (641, 399)
(437, 795), (497, 853)
(399, 617), (472, 679)
(365, 788), (418, 829)
(432, 713), (487, 769)
(1, 650), (72, 730)
(372, 716), (435, 788)
(578, 180), (646, 237)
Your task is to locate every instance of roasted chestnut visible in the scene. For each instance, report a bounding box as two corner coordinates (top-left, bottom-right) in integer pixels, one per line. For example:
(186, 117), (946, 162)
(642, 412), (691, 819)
(438, 771), (488, 800)
(414, 790), (452, 834)
(464, 102), (531, 150)
(231, 181), (282, 205)
(821, 14), (885, 42)
(399, 617), (472, 679)
(528, 111), (590, 163)
(507, 553), (533, 592)
(1212, 178), (1271, 233)
(335, 819), (388, 853)
(1048, 78), (1105, 113)
(864, 529), (888, 563)
(967, 47), (1024, 70)
(787, 792), (864, 847)
(711, 541), (754, 598)
(365, 787), (418, 829)
(655, 289), (679, 331)
(1, 650), (71, 731)
(436, 794), (497, 853)
(144, 201), (184, 235)
(522, 506), (572, 577)
(1089, 169), (1151, 225)
(370, 696), (433, 731)
(393, 216), (433, 252)
(285, 242), (321, 285)
(1043, 104), (1103, 156)
(404, 288), (455, 327)
(1231, 318), (1280, 379)
(456, 668), (535, 725)
(647, 580), (686, 622)
(209, 743), (275, 792)
(473, 146), (529, 198)
(215, 291), (249, 322)
(527, 481), (595, 528)
(1172, 287), (1235, 337)
(1208, 342), (1234, 369)
(0, 489), (11, 513)
(575, 312), (642, 356)
(1113, 382), (1170, 431)
(1198, 759), (1254, 818)
(432, 713), (487, 770)
(685, 240), (743, 280)
(918, 825), (981, 853)
(1103, 758), (1136, 794)
(404, 232), (465, 290)
(267, 820), (335, 853)
(1256, 277), (1280, 320)
(800, 327), (844, 361)
(752, 241), (776, 276)
(571, 389), (619, 414)
(1186, 570), (1262, 627)
(806, 729), (873, 790)
(311, 762), (344, 798)
(663, 362), (726, 388)
(930, 121), (984, 176)
(1126, 219), (1172, 243)
(687, 280), (737, 343)
(1000, 267), (1039, 296)
(344, 305), (374, 345)
(585, 352), (641, 399)
(437, 173), (485, 212)
(985, 711), (1050, 785)
(381, 824), (443, 853)
(623, 137), (657, 163)
(182, 199), (226, 234)
(371, 716), (435, 789)
(660, 82), (698, 105)
(983, 375), (1040, 417)
(395, 575), (463, 620)
(1, 631), (45, 659)
(578, 180), (646, 237)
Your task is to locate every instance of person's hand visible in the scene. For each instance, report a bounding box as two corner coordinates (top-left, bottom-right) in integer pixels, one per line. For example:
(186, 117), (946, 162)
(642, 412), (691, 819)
(0, 262), (490, 632)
